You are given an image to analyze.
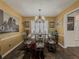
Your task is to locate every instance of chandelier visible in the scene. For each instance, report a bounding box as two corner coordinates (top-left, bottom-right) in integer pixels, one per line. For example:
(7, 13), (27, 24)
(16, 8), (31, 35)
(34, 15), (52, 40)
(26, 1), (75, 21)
(35, 9), (45, 23)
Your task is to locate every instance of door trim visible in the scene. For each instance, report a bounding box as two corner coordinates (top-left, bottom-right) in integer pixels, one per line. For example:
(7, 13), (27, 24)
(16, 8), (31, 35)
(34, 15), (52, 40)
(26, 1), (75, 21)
(64, 7), (79, 48)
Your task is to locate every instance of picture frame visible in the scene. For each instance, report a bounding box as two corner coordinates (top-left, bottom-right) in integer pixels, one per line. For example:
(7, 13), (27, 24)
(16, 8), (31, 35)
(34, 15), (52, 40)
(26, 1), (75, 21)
(25, 21), (30, 28)
(0, 9), (19, 33)
(49, 22), (55, 28)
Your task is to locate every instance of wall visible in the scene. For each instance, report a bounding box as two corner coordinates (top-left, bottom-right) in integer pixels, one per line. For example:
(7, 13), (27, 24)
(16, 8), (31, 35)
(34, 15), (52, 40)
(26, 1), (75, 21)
(45, 17), (56, 32)
(0, 0), (24, 57)
(55, 0), (79, 46)
(0, 33), (23, 57)
(23, 17), (34, 33)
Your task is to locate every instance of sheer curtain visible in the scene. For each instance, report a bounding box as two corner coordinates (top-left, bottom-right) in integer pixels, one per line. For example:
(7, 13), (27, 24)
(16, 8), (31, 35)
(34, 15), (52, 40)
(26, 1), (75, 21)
(31, 18), (48, 34)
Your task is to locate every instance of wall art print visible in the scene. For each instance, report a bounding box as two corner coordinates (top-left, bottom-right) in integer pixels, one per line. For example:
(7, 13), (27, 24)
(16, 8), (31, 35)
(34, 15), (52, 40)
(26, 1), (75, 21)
(0, 9), (19, 33)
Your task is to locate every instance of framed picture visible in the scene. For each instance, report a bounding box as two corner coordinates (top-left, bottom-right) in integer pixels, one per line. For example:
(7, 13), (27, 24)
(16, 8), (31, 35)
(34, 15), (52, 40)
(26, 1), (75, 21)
(25, 21), (30, 28)
(67, 17), (74, 31)
(49, 22), (55, 28)
(0, 9), (19, 33)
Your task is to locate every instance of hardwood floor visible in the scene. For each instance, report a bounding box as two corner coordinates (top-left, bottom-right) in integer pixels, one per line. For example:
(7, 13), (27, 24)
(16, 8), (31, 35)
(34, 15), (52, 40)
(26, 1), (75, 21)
(3, 44), (79, 59)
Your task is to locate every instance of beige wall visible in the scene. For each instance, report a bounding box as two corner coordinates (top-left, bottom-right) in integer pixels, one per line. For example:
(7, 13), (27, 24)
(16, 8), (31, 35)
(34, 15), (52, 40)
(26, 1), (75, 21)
(0, 33), (23, 55)
(0, 0), (24, 56)
(45, 17), (56, 32)
(23, 17), (34, 33)
(55, 0), (79, 45)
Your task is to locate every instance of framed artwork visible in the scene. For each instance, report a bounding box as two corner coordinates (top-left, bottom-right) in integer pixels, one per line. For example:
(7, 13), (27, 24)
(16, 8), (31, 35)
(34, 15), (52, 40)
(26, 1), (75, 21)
(67, 17), (74, 31)
(0, 9), (19, 33)
(49, 22), (55, 28)
(25, 21), (30, 28)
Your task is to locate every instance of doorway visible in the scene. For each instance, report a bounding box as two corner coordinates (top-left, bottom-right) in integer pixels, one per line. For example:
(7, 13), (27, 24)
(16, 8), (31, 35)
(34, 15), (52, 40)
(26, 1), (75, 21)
(64, 8), (79, 48)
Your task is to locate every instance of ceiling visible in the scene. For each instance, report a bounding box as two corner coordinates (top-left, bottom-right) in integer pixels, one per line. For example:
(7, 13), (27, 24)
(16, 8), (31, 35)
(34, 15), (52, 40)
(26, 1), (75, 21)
(3, 0), (76, 17)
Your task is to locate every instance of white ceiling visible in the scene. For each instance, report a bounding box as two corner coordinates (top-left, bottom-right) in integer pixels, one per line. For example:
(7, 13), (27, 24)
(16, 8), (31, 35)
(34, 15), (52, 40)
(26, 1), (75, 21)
(3, 0), (76, 16)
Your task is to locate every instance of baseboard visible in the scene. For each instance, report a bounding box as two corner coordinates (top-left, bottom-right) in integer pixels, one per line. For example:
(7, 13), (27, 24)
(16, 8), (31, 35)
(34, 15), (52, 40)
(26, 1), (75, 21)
(58, 43), (67, 48)
(2, 41), (23, 58)
(67, 44), (79, 47)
